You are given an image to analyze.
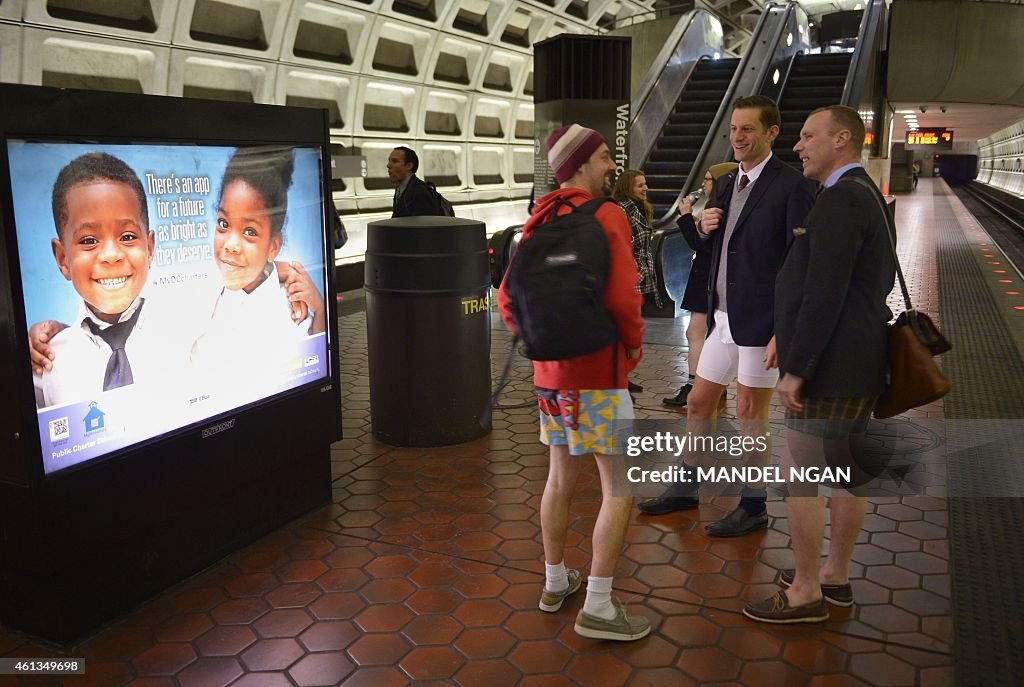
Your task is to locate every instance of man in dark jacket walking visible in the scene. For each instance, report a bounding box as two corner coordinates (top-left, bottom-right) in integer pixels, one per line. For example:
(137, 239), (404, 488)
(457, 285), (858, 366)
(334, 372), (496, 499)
(388, 146), (438, 218)
(744, 105), (896, 624)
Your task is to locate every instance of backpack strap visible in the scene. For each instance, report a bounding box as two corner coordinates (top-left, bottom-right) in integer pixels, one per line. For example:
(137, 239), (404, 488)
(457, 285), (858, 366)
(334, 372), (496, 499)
(548, 197), (576, 222)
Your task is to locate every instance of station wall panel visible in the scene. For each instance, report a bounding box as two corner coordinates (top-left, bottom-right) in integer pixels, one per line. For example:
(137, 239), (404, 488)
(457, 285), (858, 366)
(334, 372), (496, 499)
(0, 0), (24, 20)
(2, 0), (658, 243)
(275, 64), (354, 134)
(513, 101), (534, 141)
(21, 28), (170, 94)
(511, 145), (533, 184)
(363, 18), (433, 81)
(23, 0), (178, 43)
(168, 49), (274, 103)
(327, 136), (359, 197)
(421, 87), (471, 139)
(383, 0), (459, 30)
(979, 119), (1024, 198)
(470, 95), (512, 141)
(279, 1), (373, 75)
(342, 0), (384, 13)
(421, 142), (465, 190)
(355, 79), (420, 136)
(0, 25), (21, 83)
(479, 46), (527, 96)
(458, 199), (529, 232)
(172, 0), (290, 60)
(354, 137), (409, 194)
(469, 144), (506, 185)
(426, 34), (484, 89)
(499, 3), (548, 49)
(448, 0), (510, 43)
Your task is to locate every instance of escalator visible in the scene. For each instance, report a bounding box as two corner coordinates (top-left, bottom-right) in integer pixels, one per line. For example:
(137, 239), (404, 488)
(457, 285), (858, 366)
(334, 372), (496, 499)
(773, 53), (853, 167)
(642, 58), (740, 218)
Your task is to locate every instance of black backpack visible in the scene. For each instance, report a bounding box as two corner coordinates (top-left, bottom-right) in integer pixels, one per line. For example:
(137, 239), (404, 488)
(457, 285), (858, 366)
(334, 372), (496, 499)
(425, 180), (456, 217)
(503, 196), (619, 360)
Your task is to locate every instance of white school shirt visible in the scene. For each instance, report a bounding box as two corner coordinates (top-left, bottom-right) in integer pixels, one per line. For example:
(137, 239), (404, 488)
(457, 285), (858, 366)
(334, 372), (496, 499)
(33, 296), (188, 410)
(189, 263), (313, 404)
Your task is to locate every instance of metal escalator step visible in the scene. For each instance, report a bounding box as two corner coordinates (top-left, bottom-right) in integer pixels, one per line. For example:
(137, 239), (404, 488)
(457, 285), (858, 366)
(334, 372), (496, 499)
(781, 96), (842, 110)
(668, 113), (716, 125)
(673, 99), (725, 112)
(793, 54), (852, 67)
(644, 161), (689, 175)
(785, 74), (848, 88)
(783, 86), (845, 99)
(662, 123), (711, 136)
(686, 82), (730, 93)
(651, 149), (700, 163)
(644, 175), (688, 189)
(654, 135), (705, 148)
(790, 63), (851, 78)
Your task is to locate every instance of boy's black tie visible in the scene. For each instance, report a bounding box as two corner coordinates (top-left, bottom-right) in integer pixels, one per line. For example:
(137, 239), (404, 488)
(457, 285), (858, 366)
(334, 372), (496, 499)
(87, 299), (144, 391)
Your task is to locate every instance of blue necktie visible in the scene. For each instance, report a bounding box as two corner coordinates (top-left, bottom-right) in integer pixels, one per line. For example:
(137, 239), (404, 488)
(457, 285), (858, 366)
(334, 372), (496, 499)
(86, 299), (144, 391)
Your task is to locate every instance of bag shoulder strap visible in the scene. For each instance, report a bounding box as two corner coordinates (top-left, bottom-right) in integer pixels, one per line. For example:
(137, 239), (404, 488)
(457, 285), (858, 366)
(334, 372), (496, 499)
(839, 175), (913, 313)
(545, 196), (612, 222)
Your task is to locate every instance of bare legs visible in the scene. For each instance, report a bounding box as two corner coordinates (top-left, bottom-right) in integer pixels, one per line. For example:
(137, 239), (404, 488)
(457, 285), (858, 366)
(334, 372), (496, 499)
(781, 428), (867, 606)
(541, 446), (632, 577)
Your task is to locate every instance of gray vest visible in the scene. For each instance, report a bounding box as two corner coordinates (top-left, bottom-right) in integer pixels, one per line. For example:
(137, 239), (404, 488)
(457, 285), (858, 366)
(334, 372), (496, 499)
(714, 176), (754, 313)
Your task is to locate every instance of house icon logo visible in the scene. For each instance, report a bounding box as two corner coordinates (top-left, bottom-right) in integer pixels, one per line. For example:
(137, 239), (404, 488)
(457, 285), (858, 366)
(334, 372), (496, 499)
(83, 401), (106, 433)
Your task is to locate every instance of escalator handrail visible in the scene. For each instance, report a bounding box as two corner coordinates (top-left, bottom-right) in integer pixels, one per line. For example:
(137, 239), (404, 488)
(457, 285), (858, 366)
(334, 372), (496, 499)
(654, 1), (798, 229)
(759, 49), (801, 103)
(841, 0), (886, 106)
(629, 9), (721, 170)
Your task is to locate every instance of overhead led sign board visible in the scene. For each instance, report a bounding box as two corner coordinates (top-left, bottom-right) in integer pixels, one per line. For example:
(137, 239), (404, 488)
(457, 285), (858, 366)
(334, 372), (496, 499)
(905, 128), (954, 150)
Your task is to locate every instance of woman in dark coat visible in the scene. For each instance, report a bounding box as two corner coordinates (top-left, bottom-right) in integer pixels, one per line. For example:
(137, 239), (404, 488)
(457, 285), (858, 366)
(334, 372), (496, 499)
(663, 162), (738, 408)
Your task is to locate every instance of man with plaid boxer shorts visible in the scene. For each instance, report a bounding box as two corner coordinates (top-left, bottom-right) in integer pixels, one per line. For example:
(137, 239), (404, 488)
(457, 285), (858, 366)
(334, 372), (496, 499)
(744, 105), (896, 624)
(497, 123), (649, 641)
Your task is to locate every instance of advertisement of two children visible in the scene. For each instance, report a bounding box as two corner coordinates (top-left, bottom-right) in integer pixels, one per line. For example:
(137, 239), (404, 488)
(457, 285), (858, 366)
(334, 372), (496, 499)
(8, 141), (332, 475)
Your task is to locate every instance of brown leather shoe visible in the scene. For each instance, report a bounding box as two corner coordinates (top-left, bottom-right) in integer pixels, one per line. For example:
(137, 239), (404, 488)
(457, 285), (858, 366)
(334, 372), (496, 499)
(778, 569), (854, 607)
(743, 590), (829, 624)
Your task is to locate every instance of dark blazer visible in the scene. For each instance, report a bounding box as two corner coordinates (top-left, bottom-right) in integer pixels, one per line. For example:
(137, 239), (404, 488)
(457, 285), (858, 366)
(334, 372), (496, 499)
(704, 154), (816, 346)
(392, 175), (437, 218)
(775, 167), (896, 398)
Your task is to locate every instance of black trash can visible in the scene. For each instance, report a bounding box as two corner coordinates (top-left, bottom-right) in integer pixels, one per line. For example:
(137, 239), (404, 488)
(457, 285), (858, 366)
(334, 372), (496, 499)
(365, 216), (491, 446)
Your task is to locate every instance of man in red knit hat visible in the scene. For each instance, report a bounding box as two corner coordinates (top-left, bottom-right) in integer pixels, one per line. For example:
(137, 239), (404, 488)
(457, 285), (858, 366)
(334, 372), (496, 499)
(497, 123), (649, 641)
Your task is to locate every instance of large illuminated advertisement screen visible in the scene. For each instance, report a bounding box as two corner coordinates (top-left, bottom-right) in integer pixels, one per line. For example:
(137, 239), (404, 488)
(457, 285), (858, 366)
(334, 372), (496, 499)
(8, 141), (331, 475)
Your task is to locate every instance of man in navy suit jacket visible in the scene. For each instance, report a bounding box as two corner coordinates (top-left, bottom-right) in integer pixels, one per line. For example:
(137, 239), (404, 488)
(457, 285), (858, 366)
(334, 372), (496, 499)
(639, 96), (815, 537)
(744, 105), (895, 624)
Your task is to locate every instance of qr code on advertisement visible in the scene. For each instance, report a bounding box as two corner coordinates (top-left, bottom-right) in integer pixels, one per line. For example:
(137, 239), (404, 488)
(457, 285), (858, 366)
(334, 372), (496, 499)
(49, 416), (70, 442)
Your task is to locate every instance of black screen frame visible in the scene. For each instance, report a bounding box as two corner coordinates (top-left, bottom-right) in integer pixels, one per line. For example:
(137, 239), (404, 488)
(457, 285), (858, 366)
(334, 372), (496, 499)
(0, 84), (342, 643)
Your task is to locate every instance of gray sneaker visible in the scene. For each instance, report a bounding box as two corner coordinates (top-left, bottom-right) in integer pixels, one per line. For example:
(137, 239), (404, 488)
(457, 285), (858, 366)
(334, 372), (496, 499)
(574, 599), (652, 641)
(538, 568), (582, 612)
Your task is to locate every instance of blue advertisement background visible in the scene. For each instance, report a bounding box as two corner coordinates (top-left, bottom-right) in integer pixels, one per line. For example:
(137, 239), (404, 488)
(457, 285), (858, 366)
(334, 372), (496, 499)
(9, 142), (326, 327)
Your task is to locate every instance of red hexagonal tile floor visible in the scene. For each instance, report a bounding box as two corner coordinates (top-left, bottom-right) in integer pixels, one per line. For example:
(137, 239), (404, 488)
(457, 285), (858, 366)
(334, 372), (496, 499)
(0, 193), (956, 685)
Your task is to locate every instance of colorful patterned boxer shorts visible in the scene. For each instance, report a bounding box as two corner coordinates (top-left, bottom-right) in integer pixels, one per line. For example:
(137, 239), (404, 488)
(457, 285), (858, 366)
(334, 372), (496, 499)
(536, 388), (634, 456)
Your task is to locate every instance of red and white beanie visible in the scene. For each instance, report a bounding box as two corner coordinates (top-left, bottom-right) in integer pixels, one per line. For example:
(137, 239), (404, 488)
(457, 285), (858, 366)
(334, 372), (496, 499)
(547, 123), (606, 184)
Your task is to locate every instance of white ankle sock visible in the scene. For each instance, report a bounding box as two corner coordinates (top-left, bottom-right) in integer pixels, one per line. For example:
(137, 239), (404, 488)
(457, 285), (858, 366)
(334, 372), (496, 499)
(545, 561), (568, 592)
(583, 576), (615, 619)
